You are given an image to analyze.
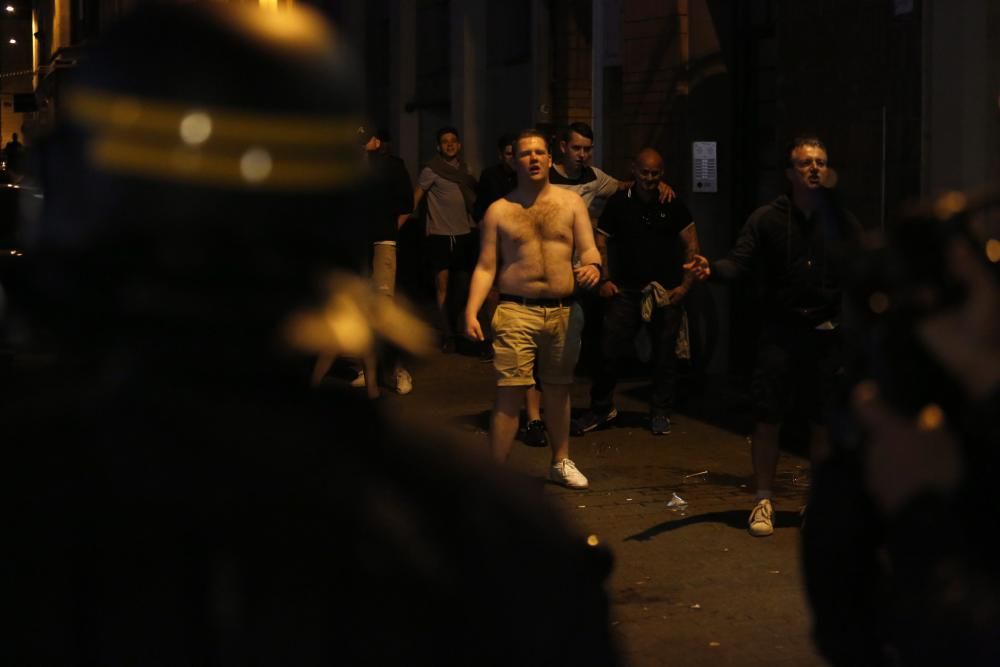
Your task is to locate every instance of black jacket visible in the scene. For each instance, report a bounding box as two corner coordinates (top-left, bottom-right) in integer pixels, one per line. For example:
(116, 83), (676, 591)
(712, 193), (861, 326)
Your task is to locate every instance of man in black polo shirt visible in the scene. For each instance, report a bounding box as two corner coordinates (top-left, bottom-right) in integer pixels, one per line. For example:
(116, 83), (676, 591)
(572, 148), (699, 436)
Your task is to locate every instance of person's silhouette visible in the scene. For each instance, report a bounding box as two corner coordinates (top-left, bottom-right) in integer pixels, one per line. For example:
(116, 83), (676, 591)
(3, 4), (619, 665)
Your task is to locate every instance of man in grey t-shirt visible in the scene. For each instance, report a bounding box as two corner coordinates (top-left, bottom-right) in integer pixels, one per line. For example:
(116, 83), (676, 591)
(413, 126), (478, 352)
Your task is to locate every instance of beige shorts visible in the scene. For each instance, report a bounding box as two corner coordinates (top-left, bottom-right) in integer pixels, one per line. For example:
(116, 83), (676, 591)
(492, 301), (584, 387)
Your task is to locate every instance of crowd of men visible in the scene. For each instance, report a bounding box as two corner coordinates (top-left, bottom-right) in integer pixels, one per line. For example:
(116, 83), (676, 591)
(362, 119), (853, 540)
(374, 120), (1000, 665)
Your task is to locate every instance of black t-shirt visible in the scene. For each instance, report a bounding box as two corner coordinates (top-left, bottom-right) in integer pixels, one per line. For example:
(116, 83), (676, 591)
(710, 194), (862, 326)
(473, 163), (516, 222)
(365, 152), (414, 244)
(597, 188), (694, 290)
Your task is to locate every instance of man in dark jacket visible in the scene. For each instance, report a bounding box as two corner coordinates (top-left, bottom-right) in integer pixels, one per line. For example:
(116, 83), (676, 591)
(687, 135), (861, 537)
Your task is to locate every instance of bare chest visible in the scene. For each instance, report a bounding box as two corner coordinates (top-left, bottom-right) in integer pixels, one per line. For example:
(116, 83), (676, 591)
(501, 202), (572, 247)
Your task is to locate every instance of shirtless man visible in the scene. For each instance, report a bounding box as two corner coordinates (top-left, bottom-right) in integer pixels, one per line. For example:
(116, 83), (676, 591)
(464, 129), (602, 489)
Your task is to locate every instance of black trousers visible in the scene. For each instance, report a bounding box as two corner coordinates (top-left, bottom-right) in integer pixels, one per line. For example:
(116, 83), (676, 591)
(589, 290), (682, 414)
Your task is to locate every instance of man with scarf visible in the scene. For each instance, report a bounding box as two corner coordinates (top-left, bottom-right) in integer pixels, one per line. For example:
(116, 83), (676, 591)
(414, 127), (478, 353)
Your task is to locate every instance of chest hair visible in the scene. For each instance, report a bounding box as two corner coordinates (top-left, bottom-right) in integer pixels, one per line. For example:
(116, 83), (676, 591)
(507, 201), (568, 244)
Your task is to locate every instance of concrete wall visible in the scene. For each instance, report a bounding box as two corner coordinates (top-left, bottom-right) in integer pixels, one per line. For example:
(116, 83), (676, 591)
(922, 0), (1000, 196)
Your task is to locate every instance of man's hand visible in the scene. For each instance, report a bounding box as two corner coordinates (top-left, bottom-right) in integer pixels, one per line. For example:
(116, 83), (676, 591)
(852, 381), (963, 516)
(599, 280), (619, 298)
(464, 313), (485, 341)
(574, 264), (601, 289)
(657, 181), (676, 203)
(684, 255), (711, 281)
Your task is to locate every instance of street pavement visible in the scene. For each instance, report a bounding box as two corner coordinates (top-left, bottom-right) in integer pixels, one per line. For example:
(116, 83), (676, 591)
(386, 346), (826, 667)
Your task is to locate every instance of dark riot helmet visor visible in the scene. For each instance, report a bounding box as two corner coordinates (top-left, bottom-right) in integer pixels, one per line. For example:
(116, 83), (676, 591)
(27, 2), (367, 338)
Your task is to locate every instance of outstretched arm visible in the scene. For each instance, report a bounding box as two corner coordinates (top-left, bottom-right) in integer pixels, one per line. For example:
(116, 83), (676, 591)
(712, 217), (759, 281)
(670, 222), (701, 301)
(686, 216), (759, 283)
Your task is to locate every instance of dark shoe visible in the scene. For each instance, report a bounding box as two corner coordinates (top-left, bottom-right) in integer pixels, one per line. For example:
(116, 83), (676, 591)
(570, 406), (618, 436)
(441, 336), (456, 354)
(522, 419), (549, 447)
(650, 412), (671, 435)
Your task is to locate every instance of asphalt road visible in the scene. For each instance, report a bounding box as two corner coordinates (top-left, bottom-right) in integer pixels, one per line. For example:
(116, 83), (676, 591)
(382, 346), (826, 667)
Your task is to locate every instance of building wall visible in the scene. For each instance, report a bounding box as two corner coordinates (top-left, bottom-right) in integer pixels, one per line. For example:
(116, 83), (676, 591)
(922, 0), (1000, 195)
(596, 0), (734, 372)
(549, 0), (593, 138)
(618, 0), (685, 175)
(483, 0), (533, 157)
(774, 0), (923, 230)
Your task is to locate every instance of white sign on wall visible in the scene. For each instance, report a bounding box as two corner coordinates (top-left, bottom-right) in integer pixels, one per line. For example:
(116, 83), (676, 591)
(692, 141), (718, 193)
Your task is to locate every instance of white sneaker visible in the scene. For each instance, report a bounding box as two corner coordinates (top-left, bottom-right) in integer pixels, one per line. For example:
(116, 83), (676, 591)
(393, 367), (413, 395)
(748, 498), (774, 536)
(549, 458), (589, 489)
(350, 370), (366, 387)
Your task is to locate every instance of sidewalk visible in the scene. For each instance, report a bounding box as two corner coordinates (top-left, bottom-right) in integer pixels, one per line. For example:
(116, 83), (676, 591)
(389, 348), (826, 667)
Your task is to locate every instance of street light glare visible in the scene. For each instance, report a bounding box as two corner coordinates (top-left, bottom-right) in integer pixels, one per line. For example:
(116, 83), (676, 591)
(8, 38), (17, 44)
(5, 5), (15, 12)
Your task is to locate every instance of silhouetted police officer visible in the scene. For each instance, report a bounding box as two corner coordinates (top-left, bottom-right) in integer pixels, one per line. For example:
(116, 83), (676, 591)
(3, 4), (619, 665)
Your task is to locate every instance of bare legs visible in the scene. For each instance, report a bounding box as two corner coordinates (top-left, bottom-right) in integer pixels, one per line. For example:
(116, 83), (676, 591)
(491, 386), (527, 463)
(491, 383), (572, 466)
(541, 383), (571, 463)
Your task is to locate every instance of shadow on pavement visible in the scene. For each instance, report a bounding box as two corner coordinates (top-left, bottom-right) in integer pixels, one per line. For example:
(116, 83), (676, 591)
(452, 409), (491, 433)
(624, 509), (803, 541)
